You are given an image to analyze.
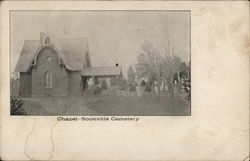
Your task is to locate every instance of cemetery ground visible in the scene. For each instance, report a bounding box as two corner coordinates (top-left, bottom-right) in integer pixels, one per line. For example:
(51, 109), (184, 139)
(19, 88), (190, 116)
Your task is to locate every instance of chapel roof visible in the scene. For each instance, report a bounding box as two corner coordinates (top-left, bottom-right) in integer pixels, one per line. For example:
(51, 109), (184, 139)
(15, 32), (89, 72)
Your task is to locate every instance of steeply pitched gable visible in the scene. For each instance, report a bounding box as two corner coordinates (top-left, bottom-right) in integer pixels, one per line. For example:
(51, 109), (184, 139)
(15, 32), (90, 72)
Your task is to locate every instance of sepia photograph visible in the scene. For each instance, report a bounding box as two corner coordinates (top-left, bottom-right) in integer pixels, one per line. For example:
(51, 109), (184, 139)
(2, 1), (249, 160)
(10, 10), (191, 116)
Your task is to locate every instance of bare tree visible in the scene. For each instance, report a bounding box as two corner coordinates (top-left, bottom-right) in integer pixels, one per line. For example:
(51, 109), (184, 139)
(161, 21), (182, 112)
(135, 40), (161, 85)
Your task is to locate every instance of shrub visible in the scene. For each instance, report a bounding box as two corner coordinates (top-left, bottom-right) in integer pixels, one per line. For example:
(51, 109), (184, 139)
(101, 79), (107, 90)
(140, 80), (146, 86)
(129, 81), (138, 92)
(94, 86), (102, 95)
(145, 81), (152, 92)
(110, 77), (118, 86)
(10, 97), (27, 115)
(119, 79), (128, 91)
(183, 80), (191, 100)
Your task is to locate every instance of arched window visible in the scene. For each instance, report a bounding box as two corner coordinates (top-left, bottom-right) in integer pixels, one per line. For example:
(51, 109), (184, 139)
(45, 37), (50, 44)
(45, 70), (53, 88)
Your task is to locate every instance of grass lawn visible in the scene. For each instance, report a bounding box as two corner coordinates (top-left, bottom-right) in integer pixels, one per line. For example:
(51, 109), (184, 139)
(20, 90), (190, 116)
(87, 92), (190, 116)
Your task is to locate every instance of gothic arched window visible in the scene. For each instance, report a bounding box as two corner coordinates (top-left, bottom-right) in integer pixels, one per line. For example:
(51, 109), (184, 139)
(45, 70), (53, 88)
(45, 37), (50, 44)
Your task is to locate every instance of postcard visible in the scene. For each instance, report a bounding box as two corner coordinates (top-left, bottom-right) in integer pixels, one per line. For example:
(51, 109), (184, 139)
(0, 1), (249, 160)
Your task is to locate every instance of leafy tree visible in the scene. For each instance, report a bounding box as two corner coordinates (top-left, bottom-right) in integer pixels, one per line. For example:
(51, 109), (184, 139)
(101, 79), (107, 90)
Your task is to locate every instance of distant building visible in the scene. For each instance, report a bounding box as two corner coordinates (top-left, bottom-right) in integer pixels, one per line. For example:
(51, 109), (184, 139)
(15, 32), (121, 97)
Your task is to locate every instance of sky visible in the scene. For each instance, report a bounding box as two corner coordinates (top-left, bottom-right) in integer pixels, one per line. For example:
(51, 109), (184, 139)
(11, 11), (190, 76)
